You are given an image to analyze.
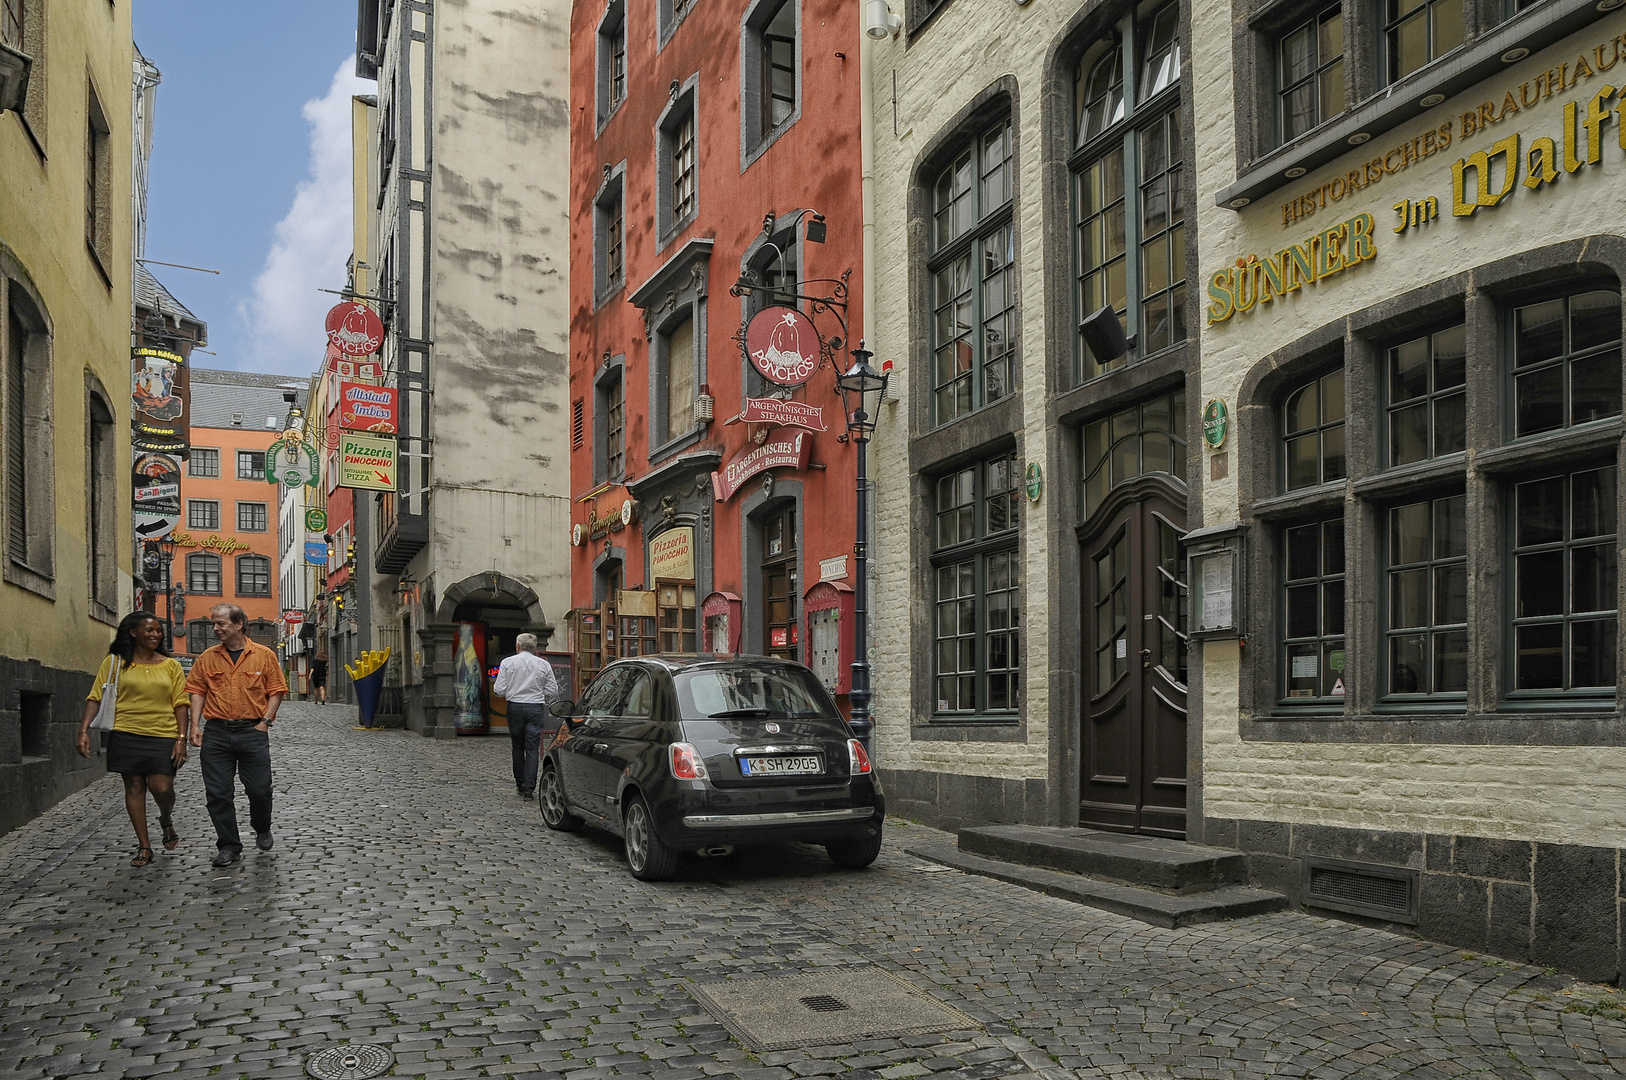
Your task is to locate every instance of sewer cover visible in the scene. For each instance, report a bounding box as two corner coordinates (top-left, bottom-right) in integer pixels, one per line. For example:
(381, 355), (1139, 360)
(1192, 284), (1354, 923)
(688, 967), (980, 1051)
(305, 1043), (395, 1080)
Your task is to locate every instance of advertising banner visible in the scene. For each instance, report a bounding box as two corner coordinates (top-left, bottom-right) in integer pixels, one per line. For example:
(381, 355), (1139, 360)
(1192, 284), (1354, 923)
(304, 537), (329, 566)
(130, 346), (189, 452)
(266, 435), (321, 488)
(338, 381), (399, 434)
(338, 433), (398, 491)
(132, 452), (182, 539)
(648, 527), (696, 581)
(711, 431), (811, 501)
(730, 396), (827, 431)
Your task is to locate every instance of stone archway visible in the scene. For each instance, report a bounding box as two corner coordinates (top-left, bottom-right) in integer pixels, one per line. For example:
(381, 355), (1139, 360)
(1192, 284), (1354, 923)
(412, 573), (554, 740)
(434, 571), (550, 629)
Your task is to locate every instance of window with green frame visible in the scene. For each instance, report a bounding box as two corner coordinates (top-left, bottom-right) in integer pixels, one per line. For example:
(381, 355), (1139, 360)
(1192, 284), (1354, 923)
(930, 118), (1015, 426)
(1282, 368), (1345, 491)
(1387, 323), (1464, 467)
(1072, 0), (1185, 382)
(1511, 289), (1621, 439)
(1282, 515), (1345, 700)
(1082, 389), (1186, 518)
(1510, 465), (1617, 697)
(1385, 493), (1467, 699)
(932, 450), (1021, 715)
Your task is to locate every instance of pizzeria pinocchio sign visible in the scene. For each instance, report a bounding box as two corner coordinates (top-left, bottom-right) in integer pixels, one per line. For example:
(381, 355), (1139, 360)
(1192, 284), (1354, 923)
(649, 527), (695, 581)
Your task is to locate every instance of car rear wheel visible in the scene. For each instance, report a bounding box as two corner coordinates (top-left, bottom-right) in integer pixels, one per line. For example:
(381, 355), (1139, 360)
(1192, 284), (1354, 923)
(825, 829), (884, 869)
(539, 764), (582, 832)
(623, 795), (678, 881)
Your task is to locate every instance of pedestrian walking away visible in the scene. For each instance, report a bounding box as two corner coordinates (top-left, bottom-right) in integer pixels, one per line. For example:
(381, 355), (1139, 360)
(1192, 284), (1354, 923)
(75, 612), (192, 867)
(492, 633), (558, 799)
(186, 603), (288, 867)
(309, 653), (328, 704)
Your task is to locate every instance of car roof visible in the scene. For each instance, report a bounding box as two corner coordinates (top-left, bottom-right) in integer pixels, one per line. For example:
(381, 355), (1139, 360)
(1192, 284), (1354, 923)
(603, 654), (811, 676)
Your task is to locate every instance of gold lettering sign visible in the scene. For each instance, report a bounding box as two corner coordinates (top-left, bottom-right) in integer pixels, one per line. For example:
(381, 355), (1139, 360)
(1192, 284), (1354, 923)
(1205, 213), (1377, 325)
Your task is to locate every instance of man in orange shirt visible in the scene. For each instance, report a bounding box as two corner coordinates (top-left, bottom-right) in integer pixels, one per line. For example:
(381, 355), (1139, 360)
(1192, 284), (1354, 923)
(187, 603), (288, 867)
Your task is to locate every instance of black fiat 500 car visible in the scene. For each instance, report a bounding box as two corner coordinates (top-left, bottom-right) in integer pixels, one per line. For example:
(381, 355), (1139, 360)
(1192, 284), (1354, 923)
(539, 655), (885, 880)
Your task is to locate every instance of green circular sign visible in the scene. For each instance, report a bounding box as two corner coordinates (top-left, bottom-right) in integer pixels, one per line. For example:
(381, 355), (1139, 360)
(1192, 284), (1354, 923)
(1202, 398), (1229, 449)
(1024, 461), (1043, 503)
(305, 508), (328, 533)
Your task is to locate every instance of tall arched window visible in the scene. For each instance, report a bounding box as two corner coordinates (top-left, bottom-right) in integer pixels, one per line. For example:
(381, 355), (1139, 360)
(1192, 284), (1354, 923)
(1072, 0), (1186, 382)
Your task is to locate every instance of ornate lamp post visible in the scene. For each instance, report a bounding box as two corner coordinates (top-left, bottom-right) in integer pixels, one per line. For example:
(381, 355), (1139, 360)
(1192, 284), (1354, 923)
(835, 344), (887, 753)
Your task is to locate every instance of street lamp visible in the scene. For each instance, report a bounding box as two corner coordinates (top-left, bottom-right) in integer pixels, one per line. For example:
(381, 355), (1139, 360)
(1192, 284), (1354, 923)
(835, 343), (888, 753)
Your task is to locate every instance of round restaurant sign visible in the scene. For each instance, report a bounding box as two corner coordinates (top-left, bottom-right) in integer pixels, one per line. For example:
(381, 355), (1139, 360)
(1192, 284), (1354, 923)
(324, 301), (386, 356)
(1202, 398), (1229, 449)
(745, 305), (820, 387)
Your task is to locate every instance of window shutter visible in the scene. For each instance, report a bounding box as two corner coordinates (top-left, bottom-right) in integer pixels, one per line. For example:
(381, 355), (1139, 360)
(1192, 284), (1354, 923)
(5, 314), (25, 557)
(572, 397), (585, 449)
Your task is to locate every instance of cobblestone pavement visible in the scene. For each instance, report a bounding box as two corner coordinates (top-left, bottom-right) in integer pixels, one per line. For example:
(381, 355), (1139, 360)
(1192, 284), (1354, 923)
(0, 703), (1622, 1080)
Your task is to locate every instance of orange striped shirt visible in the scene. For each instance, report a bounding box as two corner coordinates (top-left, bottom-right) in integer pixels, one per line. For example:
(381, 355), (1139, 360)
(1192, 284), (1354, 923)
(184, 641), (289, 720)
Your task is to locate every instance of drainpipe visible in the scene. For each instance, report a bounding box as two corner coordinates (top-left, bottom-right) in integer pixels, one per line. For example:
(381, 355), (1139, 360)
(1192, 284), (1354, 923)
(857, 3), (879, 758)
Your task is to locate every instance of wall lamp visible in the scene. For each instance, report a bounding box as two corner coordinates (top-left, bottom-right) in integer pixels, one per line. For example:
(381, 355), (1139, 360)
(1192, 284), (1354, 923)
(864, 0), (902, 38)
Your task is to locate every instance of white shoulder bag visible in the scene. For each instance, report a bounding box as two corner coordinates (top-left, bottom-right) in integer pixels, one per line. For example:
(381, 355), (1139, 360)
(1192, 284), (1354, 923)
(89, 660), (120, 732)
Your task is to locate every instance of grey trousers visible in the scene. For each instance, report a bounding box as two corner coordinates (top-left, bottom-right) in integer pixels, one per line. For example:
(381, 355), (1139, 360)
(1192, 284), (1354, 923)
(508, 702), (548, 795)
(200, 723), (272, 853)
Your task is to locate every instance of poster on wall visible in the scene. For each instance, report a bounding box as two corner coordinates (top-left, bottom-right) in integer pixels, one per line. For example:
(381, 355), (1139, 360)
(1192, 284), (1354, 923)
(132, 451), (182, 539)
(130, 346), (189, 452)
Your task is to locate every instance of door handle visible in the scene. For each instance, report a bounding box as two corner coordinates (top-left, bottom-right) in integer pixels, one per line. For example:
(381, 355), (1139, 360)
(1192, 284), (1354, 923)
(1141, 648), (1152, 669)
(593, 742), (608, 752)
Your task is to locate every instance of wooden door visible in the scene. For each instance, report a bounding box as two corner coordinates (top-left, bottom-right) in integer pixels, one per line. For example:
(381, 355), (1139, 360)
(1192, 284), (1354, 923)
(1080, 487), (1189, 838)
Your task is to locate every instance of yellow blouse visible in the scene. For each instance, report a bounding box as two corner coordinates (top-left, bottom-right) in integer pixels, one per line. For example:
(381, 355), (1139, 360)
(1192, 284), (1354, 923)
(88, 655), (189, 739)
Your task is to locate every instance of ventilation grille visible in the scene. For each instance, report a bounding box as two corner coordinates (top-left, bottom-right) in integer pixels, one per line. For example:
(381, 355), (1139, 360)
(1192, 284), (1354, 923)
(571, 398), (585, 450)
(798, 994), (849, 1014)
(1303, 857), (1418, 924)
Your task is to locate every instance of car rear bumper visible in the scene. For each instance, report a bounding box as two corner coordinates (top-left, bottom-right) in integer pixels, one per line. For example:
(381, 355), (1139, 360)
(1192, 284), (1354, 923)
(682, 806), (875, 828)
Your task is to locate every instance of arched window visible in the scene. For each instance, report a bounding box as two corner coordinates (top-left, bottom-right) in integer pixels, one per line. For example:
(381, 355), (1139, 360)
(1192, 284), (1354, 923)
(236, 554), (271, 597)
(1072, 0), (1186, 382)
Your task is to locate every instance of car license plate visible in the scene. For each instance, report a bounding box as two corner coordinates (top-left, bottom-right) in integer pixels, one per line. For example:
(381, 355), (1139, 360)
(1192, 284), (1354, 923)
(740, 755), (821, 776)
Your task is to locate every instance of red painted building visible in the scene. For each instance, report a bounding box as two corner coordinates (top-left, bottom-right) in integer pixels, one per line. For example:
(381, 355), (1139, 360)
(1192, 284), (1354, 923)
(567, 0), (865, 703)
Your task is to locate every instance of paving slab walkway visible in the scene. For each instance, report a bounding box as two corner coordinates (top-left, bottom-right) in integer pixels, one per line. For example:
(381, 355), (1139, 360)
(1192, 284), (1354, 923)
(0, 703), (1621, 1080)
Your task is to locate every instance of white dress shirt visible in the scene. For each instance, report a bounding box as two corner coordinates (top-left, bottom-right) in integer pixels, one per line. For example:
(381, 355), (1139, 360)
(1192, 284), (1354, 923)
(492, 651), (559, 704)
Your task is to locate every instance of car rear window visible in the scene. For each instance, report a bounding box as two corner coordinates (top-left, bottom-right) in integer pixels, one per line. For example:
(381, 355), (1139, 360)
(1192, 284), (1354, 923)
(675, 666), (838, 720)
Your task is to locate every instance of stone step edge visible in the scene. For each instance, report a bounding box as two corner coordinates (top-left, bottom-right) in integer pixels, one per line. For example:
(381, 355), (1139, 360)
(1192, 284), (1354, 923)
(959, 824), (1249, 894)
(906, 841), (1289, 929)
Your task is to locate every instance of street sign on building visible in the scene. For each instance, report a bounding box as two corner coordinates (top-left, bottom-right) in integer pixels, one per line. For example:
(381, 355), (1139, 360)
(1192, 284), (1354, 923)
(745, 306), (821, 387)
(283, 610), (304, 626)
(338, 433), (397, 491)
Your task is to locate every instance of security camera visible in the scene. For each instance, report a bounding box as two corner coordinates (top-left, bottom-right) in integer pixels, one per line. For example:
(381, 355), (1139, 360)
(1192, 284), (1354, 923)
(864, 0), (902, 38)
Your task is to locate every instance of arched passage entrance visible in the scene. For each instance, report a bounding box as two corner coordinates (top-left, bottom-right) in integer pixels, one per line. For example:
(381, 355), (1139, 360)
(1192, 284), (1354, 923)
(432, 573), (553, 735)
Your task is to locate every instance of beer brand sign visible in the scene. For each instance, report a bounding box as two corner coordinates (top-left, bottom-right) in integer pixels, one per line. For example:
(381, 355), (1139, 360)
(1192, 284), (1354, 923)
(745, 306), (820, 387)
(338, 381), (399, 433)
(730, 397), (826, 431)
(711, 431), (811, 502)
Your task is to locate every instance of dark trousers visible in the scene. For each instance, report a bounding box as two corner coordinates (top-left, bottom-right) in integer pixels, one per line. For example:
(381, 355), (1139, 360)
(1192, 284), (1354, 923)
(508, 703), (547, 795)
(200, 723), (272, 853)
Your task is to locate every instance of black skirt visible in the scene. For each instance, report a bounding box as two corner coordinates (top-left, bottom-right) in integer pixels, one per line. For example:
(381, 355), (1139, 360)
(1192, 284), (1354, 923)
(106, 731), (184, 777)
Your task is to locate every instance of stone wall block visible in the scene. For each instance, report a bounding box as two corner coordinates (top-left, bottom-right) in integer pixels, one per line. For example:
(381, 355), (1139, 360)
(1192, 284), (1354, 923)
(1425, 834), (1452, 872)
(1024, 778), (1047, 826)
(1291, 823), (1424, 868)
(1204, 817), (1238, 848)
(1248, 853), (1302, 905)
(1531, 842), (1617, 983)
(1419, 872), (1489, 951)
(1238, 818), (1289, 855)
(1487, 881), (1533, 963)
(1453, 835), (1532, 882)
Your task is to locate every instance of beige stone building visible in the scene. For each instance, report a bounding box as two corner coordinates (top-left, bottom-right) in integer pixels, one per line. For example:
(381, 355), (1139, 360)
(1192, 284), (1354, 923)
(0, 0), (135, 833)
(867, 0), (1625, 981)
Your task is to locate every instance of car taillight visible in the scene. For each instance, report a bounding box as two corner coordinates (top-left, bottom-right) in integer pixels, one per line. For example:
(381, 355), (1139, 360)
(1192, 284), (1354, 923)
(847, 738), (871, 775)
(669, 742), (709, 780)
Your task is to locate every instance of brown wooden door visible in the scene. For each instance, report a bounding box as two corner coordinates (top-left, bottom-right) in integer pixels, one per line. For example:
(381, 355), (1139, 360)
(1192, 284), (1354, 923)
(1080, 484), (1189, 838)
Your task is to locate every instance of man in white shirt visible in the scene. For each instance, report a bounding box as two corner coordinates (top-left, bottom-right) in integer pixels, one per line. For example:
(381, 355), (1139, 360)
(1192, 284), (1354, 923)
(492, 633), (559, 799)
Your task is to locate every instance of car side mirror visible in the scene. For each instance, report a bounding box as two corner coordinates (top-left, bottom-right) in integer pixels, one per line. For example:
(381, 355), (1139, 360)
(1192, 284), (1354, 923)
(548, 699), (576, 719)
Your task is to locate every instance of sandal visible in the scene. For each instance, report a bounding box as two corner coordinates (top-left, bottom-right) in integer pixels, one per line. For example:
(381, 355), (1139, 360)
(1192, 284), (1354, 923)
(131, 847), (154, 868)
(160, 818), (179, 850)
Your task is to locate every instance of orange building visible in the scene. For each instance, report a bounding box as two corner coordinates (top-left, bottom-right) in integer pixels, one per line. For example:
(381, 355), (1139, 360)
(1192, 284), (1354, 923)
(171, 369), (303, 657)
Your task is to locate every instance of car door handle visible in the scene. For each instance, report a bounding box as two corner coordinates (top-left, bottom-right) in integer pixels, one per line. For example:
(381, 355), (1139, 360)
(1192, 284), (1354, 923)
(593, 742), (608, 752)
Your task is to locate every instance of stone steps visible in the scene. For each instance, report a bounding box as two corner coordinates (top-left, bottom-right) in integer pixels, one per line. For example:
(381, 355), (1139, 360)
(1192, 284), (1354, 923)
(905, 824), (1288, 929)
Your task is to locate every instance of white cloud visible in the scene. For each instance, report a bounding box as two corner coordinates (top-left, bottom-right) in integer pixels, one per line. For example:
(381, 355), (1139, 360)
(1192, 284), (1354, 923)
(238, 57), (372, 374)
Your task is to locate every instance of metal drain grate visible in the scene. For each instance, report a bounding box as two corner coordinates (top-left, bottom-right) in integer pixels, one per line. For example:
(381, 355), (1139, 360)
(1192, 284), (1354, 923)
(1303, 856), (1419, 924)
(800, 993), (850, 1013)
(305, 1043), (395, 1080)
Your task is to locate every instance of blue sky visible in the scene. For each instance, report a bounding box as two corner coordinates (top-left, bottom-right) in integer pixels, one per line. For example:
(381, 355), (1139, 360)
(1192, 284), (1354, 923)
(135, 1), (374, 376)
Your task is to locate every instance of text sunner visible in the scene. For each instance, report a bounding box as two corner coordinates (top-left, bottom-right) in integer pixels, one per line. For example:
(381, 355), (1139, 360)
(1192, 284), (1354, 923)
(1205, 213), (1377, 325)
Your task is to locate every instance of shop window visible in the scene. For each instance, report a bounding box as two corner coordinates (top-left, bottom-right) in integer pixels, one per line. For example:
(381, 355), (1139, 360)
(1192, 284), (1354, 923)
(1282, 368), (1345, 491)
(238, 450), (266, 480)
(1384, 0), (1462, 84)
(189, 447), (219, 477)
(1072, 0), (1186, 381)
(597, 0), (626, 123)
(237, 555), (272, 598)
(1277, 5), (1344, 143)
(1385, 494), (1467, 698)
(1511, 289), (1621, 439)
(1510, 466), (1617, 696)
(762, 505), (798, 659)
(1387, 323), (1465, 466)
(931, 450), (1021, 716)
(188, 499), (219, 530)
(930, 117), (1015, 426)
(743, 0), (798, 157)
(657, 581), (697, 653)
(1282, 517), (1346, 700)
(188, 553), (221, 595)
(1082, 389), (1187, 518)
(237, 502), (268, 532)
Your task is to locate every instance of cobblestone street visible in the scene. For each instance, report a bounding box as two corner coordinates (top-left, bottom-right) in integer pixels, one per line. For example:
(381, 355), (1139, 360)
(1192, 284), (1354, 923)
(0, 703), (1622, 1080)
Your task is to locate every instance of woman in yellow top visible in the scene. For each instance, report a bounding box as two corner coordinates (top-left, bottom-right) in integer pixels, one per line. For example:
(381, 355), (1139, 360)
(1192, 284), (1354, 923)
(76, 612), (191, 867)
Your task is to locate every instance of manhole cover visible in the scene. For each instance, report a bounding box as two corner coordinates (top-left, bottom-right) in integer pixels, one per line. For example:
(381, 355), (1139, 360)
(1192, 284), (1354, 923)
(689, 967), (980, 1051)
(305, 1043), (395, 1080)
(799, 993), (849, 1013)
